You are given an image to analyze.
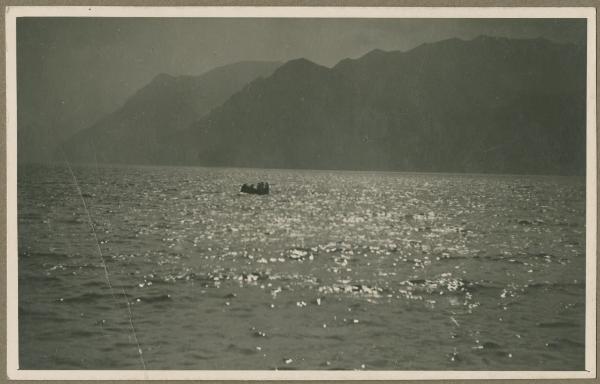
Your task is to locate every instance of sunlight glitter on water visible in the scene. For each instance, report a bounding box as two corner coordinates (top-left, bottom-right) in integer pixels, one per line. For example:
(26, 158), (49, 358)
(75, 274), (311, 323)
(18, 164), (585, 370)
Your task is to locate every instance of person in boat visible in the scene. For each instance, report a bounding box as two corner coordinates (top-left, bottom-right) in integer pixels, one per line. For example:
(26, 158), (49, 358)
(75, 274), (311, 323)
(261, 182), (270, 195)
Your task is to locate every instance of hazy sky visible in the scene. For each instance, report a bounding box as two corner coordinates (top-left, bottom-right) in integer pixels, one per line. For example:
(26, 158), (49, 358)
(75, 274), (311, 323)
(17, 17), (586, 161)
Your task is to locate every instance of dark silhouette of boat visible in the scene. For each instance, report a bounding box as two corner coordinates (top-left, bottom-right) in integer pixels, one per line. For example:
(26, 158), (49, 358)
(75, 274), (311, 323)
(241, 182), (270, 195)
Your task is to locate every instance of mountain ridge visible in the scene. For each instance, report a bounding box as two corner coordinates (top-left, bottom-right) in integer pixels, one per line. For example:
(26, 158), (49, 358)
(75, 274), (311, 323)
(171, 35), (586, 175)
(61, 60), (282, 164)
(61, 35), (586, 175)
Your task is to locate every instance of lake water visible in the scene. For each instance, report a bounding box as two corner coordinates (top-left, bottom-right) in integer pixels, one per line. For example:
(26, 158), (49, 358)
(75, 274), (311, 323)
(17, 164), (586, 370)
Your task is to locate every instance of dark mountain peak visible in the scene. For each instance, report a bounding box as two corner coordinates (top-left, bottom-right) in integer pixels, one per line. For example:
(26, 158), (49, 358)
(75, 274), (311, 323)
(441, 36), (466, 43)
(406, 37), (467, 55)
(358, 47), (391, 62)
(201, 60), (282, 78)
(274, 58), (328, 76)
(334, 57), (352, 68)
(334, 48), (393, 70)
(289, 57), (318, 65)
(364, 48), (387, 57)
(61, 60), (281, 164)
(421, 36), (465, 46)
(472, 34), (503, 42)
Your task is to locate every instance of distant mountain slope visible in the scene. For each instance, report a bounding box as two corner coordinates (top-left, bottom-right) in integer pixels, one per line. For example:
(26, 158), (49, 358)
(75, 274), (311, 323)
(171, 36), (586, 175)
(61, 60), (281, 164)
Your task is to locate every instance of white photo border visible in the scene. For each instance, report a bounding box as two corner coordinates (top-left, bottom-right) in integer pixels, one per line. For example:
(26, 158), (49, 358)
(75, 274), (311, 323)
(5, 6), (597, 380)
